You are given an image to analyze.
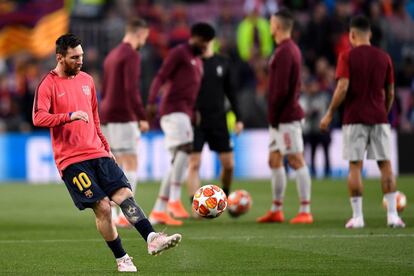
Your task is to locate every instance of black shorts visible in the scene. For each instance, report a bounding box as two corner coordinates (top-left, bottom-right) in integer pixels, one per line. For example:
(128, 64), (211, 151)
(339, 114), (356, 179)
(193, 124), (233, 153)
(62, 157), (131, 210)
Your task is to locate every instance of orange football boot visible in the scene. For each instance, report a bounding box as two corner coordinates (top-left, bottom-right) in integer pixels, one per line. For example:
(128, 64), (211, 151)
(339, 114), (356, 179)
(168, 201), (190, 219)
(115, 214), (132, 228)
(149, 211), (183, 226)
(289, 212), (314, 224)
(256, 210), (285, 223)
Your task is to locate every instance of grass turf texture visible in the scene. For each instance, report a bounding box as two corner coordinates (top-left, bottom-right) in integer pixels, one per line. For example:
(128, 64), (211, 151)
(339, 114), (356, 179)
(0, 177), (413, 275)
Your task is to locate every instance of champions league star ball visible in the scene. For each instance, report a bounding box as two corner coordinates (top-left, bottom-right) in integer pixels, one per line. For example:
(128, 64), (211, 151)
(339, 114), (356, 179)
(192, 185), (227, 218)
(227, 189), (252, 217)
(383, 191), (407, 213)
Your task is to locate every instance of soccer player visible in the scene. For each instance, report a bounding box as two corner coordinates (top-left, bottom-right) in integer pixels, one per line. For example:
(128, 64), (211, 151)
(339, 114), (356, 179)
(147, 23), (215, 225)
(257, 9), (313, 224)
(320, 15), (405, 228)
(100, 18), (149, 228)
(187, 40), (244, 202)
(33, 34), (181, 272)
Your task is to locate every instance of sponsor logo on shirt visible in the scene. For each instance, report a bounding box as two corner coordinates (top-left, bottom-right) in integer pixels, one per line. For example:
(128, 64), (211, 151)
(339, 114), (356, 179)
(216, 66), (223, 77)
(82, 85), (91, 96)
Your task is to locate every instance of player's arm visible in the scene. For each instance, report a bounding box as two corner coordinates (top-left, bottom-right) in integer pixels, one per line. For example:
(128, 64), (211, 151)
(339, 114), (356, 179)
(33, 80), (83, 127)
(320, 51), (350, 131)
(147, 49), (180, 119)
(385, 55), (395, 114)
(320, 78), (349, 131)
(385, 84), (394, 113)
(91, 81), (111, 153)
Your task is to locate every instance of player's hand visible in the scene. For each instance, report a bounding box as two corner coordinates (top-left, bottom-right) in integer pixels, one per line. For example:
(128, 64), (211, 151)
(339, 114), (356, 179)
(234, 121), (244, 135)
(70, 111), (89, 123)
(139, 120), (149, 132)
(146, 104), (157, 121)
(320, 112), (333, 132)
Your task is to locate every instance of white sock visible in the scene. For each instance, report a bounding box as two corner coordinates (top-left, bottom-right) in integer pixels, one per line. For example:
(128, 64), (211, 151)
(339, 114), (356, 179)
(296, 166), (311, 213)
(153, 170), (172, 212)
(125, 170), (138, 195)
(350, 196), (363, 218)
(384, 192), (398, 217)
(146, 232), (157, 243)
(169, 151), (188, 203)
(271, 167), (286, 212)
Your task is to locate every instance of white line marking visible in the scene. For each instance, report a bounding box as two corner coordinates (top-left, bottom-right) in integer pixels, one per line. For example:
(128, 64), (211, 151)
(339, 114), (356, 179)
(0, 233), (413, 244)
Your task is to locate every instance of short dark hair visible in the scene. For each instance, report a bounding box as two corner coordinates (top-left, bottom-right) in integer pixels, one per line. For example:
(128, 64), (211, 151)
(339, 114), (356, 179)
(126, 17), (148, 33)
(190, 22), (215, 41)
(273, 8), (294, 31)
(350, 15), (371, 32)
(56, 33), (81, 56)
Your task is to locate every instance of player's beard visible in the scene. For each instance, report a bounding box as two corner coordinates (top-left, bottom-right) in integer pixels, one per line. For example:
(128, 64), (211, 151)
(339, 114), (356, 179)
(64, 61), (81, 76)
(190, 45), (204, 56)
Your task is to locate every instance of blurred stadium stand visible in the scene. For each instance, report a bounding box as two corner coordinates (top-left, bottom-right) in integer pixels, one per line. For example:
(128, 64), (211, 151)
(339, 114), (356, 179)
(0, 0), (413, 180)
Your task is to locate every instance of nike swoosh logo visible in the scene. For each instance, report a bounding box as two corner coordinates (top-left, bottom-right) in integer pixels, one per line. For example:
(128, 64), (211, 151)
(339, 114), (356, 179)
(58, 93), (65, 97)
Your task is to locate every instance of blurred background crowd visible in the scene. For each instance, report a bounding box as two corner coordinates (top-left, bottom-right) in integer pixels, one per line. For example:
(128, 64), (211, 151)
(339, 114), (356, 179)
(0, 0), (414, 138)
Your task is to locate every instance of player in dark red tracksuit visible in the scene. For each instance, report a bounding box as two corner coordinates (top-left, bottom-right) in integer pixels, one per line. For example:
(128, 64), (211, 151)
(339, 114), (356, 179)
(147, 23), (215, 225)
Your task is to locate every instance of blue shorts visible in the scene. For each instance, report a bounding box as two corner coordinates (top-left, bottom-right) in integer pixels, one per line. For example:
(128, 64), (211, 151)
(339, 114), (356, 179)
(62, 157), (131, 210)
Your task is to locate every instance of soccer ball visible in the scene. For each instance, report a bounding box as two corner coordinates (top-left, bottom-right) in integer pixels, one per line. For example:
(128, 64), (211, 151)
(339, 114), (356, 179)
(192, 184), (227, 218)
(227, 189), (252, 217)
(383, 191), (407, 213)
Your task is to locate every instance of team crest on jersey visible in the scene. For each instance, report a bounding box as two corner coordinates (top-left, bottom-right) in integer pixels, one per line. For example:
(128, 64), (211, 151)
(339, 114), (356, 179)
(82, 85), (91, 96)
(216, 66), (223, 77)
(84, 189), (93, 198)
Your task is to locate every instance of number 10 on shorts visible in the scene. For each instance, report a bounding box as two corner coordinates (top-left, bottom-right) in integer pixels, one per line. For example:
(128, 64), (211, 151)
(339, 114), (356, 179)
(73, 172), (92, 191)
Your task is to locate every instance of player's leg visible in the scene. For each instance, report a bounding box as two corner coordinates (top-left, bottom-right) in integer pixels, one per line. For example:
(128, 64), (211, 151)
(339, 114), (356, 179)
(281, 121), (312, 224)
(343, 124), (367, 228)
(257, 126), (286, 223)
(287, 152), (313, 224)
(111, 187), (182, 255)
(186, 125), (204, 204)
(187, 152), (202, 201)
(92, 197), (136, 272)
(158, 113), (193, 220)
(61, 160), (136, 272)
(369, 124), (405, 228)
(257, 150), (286, 223)
(207, 125), (234, 196)
(218, 152), (234, 196)
(168, 143), (192, 219)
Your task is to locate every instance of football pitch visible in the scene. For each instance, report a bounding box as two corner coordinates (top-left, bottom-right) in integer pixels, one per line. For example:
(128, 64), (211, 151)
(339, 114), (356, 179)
(0, 177), (413, 275)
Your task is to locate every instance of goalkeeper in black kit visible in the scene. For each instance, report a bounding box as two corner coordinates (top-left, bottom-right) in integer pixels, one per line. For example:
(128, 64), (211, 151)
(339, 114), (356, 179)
(186, 40), (244, 205)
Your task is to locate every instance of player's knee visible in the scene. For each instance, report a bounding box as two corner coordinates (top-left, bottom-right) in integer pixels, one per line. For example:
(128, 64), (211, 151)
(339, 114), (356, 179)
(94, 198), (112, 219)
(176, 143), (193, 154)
(222, 159), (234, 172)
(189, 159), (201, 171)
(287, 154), (304, 170)
(119, 197), (147, 224)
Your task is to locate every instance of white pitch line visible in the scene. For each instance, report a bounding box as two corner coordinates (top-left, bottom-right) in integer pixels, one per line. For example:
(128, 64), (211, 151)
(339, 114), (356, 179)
(0, 233), (413, 244)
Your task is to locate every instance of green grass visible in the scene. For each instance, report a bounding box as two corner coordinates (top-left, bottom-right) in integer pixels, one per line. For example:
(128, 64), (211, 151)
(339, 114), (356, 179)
(0, 177), (414, 275)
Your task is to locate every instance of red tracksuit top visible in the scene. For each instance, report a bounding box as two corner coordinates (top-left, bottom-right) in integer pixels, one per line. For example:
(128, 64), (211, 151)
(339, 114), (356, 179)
(33, 70), (110, 174)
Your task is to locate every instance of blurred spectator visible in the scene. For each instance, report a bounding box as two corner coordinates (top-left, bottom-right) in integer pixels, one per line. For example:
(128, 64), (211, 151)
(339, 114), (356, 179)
(236, 8), (272, 62)
(301, 2), (332, 71)
(301, 76), (331, 177)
